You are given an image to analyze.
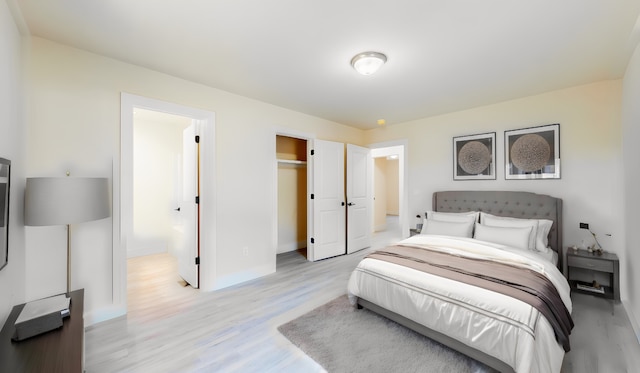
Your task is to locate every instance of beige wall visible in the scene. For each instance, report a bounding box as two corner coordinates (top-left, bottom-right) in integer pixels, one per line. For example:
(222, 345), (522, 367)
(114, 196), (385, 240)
(365, 80), (624, 276)
(24, 37), (364, 323)
(0, 0), (26, 325)
(386, 159), (399, 215)
(622, 40), (640, 338)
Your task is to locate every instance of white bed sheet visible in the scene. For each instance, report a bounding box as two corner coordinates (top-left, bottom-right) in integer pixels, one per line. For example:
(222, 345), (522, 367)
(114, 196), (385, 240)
(347, 235), (571, 373)
(535, 247), (558, 265)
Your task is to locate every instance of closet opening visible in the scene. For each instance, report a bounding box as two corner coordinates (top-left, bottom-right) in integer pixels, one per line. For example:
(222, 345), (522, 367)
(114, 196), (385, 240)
(276, 135), (308, 260)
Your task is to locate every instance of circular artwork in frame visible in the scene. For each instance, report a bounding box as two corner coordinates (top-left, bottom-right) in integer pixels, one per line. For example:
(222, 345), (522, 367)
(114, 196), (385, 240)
(453, 132), (496, 180)
(505, 123), (560, 180)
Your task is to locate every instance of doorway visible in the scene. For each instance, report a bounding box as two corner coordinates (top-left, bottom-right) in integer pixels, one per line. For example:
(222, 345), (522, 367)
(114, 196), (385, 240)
(370, 141), (408, 238)
(373, 155), (400, 234)
(117, 93), (216, 317)
(127, 109), (198, 314)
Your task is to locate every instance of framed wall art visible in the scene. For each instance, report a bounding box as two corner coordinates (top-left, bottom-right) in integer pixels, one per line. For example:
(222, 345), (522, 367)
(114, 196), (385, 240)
(505, 123), (560, 179)
(453, 132), (496, 180)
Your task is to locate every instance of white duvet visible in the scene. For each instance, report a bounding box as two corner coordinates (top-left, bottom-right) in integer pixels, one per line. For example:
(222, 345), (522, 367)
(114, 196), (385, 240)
(347, 234), (572, 373)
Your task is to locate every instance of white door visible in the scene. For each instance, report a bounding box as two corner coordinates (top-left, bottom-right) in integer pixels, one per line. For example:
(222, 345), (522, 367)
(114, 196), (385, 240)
(346, 144), (372, 253)
(177, 123), (199, 287)
(309, 139), (346, 261)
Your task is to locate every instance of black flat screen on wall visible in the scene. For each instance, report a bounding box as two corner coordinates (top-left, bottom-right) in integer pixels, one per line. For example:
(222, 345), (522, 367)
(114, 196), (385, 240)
(0, 158), (10, 271)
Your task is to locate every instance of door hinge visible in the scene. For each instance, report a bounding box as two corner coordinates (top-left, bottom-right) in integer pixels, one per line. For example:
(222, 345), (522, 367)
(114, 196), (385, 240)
(310, 193), (314, 199)
(310, 149), (314, 156)
(195, 257), (200, 265)
(195, 196), (200, 204)
(195, 135), (200, 143)
(311, 238), (315, 244)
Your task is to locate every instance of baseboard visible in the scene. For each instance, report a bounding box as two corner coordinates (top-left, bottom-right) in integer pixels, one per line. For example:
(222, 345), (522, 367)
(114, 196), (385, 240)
(213, 264), (275, 290)
(622, 300), (640, 344)
(84, 304), (126, 327)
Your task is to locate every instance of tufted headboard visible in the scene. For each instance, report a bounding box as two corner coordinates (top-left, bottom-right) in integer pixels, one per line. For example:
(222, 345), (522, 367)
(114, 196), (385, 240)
(432, 191), (563, 270)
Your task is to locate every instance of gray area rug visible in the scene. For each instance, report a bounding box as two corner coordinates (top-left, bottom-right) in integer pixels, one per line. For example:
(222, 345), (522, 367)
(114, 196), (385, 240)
(278, 295), (497, 373)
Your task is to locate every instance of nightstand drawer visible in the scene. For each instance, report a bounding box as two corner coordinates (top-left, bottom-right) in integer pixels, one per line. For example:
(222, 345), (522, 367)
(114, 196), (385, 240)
(567, 255), (613, 272)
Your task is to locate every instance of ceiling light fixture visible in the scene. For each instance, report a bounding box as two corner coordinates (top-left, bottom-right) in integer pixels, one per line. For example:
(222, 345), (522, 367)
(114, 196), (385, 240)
(351, 51), (387, 75)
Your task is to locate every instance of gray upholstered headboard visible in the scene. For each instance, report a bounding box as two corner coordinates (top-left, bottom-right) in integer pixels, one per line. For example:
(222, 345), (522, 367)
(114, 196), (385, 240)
(432, 191), (563, 270)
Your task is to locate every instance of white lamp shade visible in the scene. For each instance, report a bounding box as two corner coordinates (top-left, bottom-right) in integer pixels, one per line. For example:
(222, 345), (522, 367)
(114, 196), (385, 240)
(25, 177), (110, 226)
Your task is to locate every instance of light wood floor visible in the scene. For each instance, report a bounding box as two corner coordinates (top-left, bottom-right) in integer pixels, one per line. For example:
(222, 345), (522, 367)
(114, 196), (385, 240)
(85, 221), (640, 372)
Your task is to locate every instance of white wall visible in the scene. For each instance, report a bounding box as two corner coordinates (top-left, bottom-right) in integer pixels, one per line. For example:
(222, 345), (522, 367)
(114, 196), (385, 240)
(622, 39), (640, 339)
(132, 115), (190, 257)
(365, 80), (624, 276)
(0, 0), (26, 324)
(24, 37), (364, 324)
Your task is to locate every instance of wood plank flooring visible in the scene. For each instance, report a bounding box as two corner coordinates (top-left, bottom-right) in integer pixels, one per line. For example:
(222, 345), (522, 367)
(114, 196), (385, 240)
(85, 222), (640, 372)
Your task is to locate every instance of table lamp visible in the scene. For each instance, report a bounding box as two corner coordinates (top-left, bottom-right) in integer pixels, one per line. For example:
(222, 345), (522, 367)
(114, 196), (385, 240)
(24, 176), (110, 294)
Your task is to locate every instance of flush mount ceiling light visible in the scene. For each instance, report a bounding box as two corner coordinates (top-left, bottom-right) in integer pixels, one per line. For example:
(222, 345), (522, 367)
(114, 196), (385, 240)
(351, 51), (387, 75)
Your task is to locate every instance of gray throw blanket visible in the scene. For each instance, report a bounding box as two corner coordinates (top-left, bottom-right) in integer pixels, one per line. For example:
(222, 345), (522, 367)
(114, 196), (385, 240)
(368, 244), (574, 352)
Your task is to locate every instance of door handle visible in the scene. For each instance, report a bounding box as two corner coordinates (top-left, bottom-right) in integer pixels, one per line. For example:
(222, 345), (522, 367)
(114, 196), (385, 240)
(174, 207), (181, 212)
(341, 202), (345, 206)
(347, 202), (355, 206)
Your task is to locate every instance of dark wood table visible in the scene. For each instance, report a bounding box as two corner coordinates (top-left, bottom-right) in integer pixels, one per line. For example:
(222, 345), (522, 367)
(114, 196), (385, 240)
(0, 289), (84, 373)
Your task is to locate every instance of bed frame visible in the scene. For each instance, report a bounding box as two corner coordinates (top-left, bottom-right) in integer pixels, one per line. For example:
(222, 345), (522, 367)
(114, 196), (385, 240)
(357, 190), (563, 373)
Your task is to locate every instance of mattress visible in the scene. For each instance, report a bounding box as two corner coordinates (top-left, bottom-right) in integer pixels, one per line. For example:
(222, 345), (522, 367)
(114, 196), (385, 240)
(347, 234), (572, 373)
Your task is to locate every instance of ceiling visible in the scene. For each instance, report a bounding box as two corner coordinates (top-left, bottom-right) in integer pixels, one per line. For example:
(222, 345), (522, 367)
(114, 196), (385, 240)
(14, 0), (640, 130)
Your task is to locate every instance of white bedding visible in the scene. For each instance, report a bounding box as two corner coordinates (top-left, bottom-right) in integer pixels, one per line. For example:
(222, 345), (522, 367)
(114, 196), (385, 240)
(534, 246), (558, 265)
(347, 234), (572, 373)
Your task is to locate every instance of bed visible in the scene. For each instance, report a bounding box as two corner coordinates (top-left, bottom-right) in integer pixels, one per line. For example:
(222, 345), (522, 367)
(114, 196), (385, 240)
(347, 191), (572, 373)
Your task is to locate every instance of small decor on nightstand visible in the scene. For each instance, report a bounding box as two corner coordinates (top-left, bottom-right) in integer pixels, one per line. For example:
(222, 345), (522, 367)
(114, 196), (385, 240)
(415, 215), (423, 231)
(579, 222), (604, 255)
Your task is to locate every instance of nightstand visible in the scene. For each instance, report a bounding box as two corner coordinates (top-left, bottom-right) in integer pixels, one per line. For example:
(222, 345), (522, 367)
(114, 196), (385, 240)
(567, 250), (619, 301)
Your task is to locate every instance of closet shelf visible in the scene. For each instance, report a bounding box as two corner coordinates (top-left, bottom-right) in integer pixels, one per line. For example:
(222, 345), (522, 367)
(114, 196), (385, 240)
(277, 159), (307, 165)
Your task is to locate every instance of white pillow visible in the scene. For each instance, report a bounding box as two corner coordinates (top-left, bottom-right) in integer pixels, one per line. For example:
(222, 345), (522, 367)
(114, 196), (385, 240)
(480, 212), (554, 253)
(474, 223), (533, 251)
(421, 219), (474, 238)
(536, 219), (553, 253)
(480, 213), (538, 251)
(426, 211), (479, 224)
